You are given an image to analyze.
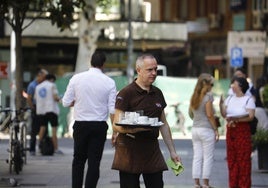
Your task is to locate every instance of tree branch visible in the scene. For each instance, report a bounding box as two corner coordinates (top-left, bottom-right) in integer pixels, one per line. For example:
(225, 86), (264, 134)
(22, 16), (37, 31)
(21, 7), (45, 31)
(4, 17), (14, 29)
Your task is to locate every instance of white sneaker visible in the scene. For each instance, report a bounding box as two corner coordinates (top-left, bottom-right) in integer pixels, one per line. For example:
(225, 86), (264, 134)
(54, 149), (64, 155)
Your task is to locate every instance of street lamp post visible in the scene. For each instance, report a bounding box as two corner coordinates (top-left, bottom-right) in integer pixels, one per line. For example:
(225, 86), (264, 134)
(127, 0), (134, 83)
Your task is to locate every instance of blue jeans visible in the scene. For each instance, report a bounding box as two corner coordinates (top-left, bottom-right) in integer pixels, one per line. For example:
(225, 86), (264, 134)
(72, 121), (108, 188)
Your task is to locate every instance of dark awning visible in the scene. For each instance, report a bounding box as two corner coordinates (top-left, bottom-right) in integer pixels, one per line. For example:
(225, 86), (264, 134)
(205, 55), (223, 65)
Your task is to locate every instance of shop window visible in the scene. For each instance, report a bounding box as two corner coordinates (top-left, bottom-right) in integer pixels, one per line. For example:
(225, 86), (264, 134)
(253, 0), (262, 11)
(230, 0), (247, 10)
(263, 0), (268, 12)
(0, 19), (4, 38)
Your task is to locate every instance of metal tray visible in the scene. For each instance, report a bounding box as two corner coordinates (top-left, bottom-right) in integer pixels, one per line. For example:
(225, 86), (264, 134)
(115, 122), (163, 128)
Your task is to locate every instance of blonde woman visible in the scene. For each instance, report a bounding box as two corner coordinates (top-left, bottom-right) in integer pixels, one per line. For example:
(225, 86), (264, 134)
(189, 73), (220, 188)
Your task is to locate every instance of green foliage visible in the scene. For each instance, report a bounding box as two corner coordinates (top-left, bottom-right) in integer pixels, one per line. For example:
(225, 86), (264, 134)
(253, 129), (268, 145)
(0, 0), (86, 31)
(263, 84), (268, 108)
(1, 1), (39, 21)
(96, 0), (119, 14)
(0, 0), (86, 109)
(46, 0), (86, 31)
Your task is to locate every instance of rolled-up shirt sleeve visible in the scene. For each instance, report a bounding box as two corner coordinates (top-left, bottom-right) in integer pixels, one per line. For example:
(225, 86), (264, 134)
(62, 78), (75, 107)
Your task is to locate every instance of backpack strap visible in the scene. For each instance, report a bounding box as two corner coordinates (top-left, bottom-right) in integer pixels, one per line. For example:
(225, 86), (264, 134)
(246, 96), (251, 105)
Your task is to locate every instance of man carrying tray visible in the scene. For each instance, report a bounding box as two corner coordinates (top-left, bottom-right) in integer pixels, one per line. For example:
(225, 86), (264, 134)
(112, 54), (181, 188)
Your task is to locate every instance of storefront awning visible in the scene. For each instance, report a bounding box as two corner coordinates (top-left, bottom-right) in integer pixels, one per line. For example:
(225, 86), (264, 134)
(205, 55), (223, 65)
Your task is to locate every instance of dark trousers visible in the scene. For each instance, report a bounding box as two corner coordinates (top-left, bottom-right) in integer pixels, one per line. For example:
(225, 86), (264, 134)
(119, 171), (163, 188)
(72, 121), (108, 188)
(29, 111), (40, 152)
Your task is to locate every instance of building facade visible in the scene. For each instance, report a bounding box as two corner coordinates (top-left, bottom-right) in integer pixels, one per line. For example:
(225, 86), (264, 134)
(0, 0), (267, 105)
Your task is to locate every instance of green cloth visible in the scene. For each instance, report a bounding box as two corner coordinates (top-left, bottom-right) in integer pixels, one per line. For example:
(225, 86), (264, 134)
(166, 158), (184, 176)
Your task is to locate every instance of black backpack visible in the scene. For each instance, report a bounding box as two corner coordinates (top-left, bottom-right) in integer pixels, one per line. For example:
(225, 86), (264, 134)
(40, 136), (54, 156)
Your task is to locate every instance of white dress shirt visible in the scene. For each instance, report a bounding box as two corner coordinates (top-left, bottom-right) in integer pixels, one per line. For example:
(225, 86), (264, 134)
(62, 68), (116, 121)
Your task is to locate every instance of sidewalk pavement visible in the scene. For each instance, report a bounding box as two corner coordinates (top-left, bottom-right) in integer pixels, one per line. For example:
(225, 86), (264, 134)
(0, 136), (268, 188)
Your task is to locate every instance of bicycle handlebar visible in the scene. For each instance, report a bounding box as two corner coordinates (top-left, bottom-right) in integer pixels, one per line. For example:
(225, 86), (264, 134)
(0, 107), (31, 131)
(0, 114), (11, 131)
(0, 107), (31, 114)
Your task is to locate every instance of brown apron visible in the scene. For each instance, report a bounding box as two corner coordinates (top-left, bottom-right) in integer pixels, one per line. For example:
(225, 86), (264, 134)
(112, 131), (168, 174)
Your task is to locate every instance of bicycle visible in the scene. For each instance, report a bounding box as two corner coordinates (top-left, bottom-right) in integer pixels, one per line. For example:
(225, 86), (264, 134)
(0, 107), (30, 174)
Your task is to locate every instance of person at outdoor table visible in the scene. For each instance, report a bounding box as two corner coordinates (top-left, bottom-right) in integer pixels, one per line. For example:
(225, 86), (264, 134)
(220, 76), (256, 188)
(62, 51), (117, 188)
(188, 73), (219, 188)
(112, 54), (181, 188)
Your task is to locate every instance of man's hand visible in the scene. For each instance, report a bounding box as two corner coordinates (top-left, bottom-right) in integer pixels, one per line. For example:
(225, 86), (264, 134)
(111, 132), (118, 147)
(170, 151), (181, 163)
(69, 101), (75, 107)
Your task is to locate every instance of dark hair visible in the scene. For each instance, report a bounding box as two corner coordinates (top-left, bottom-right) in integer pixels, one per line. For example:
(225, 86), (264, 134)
(91, 51), (106, 67)
(235, 68), (247, 75)
(233, 76), (249, 94)
(46, 74), (56, 81)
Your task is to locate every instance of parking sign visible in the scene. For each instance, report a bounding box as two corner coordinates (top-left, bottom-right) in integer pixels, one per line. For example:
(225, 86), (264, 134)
(230, 47), (243, 67)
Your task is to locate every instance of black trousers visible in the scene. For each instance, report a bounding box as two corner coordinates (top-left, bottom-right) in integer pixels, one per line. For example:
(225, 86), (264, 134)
(119, 171), (164, 188)
(29, 110), (40, 152)
(72, 121), (108, 188)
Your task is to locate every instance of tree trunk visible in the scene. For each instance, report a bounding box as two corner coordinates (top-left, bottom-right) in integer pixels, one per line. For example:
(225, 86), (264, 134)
(75, 1), (99, 73)
(9, 7), (24, 110)
(15, 30), (23, 110)
(75, 12), (96, 73)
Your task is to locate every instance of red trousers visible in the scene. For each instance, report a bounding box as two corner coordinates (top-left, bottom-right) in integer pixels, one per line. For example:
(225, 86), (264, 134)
(226, 122), (252, 188)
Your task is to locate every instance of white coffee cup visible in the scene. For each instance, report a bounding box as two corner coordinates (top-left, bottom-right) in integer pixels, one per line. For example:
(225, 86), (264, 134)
(138, 116), (149, 124)
(125, 111), (136, 123)
(149, 118), (155, 125)
(153, 117), (159, 124)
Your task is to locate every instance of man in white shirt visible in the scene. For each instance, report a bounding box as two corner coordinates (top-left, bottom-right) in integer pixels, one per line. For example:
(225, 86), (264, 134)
(35, 74), (61, 154)
(62, 51), (117, 188)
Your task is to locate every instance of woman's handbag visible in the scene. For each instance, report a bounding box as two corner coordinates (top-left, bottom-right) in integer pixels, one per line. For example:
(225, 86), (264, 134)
(245, 97), (258, 135)
(249, 116), (258, 135)
(215, 116), (221, 128)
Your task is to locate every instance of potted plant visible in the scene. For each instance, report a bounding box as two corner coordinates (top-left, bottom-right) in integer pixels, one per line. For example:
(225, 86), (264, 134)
(252, 129), (268, 170)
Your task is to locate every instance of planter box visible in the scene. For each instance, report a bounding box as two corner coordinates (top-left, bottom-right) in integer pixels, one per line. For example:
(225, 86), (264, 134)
(257, 143), (268, 170)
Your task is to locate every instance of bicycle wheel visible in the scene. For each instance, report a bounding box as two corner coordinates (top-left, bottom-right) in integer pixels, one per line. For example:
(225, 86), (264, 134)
(13, 141), (23, 174)
(8, 126), (14, 174)
(20, 122), (27, 164)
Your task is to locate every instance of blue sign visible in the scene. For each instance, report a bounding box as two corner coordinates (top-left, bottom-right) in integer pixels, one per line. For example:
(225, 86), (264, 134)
(230, 47), (243, 67)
